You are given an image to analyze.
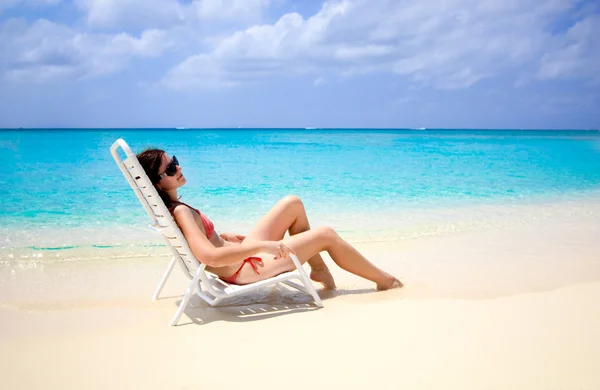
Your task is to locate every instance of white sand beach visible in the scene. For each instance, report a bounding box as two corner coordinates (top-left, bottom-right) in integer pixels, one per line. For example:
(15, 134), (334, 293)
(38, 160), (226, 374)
(2, 199), (600, 390)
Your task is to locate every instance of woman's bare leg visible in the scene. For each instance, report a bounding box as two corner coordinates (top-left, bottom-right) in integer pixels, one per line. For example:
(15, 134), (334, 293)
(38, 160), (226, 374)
(244, 195), (336, 288)
(281, 226), (402, 290)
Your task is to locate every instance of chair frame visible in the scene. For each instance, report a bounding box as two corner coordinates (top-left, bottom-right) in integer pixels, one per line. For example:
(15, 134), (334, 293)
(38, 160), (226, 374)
(111, 138), (324, 326)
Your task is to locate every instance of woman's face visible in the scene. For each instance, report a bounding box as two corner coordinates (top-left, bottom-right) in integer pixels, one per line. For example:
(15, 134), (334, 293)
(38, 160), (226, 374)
(156, 153), (186, 191)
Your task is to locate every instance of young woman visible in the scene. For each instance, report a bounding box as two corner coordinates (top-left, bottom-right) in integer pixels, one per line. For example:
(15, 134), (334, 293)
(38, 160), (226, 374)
(137, 149), (402, 291)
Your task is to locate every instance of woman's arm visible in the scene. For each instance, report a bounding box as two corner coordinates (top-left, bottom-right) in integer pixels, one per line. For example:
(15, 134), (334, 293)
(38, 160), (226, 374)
(173, 207), (265, 268)
(220, 232), (246, 243)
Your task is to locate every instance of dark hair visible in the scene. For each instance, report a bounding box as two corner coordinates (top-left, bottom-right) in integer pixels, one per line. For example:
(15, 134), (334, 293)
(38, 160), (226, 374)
(136, 148), (175, 210)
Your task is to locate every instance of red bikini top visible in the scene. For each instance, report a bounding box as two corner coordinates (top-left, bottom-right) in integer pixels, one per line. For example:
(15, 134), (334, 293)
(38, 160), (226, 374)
(171, 200), (215, 239)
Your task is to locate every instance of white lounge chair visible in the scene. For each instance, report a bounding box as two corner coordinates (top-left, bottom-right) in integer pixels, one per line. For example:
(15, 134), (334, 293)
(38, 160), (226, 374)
(110, 138), (324, 326)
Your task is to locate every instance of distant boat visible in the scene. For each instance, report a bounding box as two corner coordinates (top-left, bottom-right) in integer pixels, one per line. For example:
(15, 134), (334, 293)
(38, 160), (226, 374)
(175, 127), (188, 130)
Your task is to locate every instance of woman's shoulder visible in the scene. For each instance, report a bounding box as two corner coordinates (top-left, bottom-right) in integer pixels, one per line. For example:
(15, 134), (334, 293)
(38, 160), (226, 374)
(172, 201), (201, 216)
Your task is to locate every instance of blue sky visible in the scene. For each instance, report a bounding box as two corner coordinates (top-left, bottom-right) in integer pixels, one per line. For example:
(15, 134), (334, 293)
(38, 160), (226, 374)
(0, 0), (598, 129)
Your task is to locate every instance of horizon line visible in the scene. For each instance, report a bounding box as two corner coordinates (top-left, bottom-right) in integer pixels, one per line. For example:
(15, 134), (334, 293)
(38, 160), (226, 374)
(1, 127), (599, 131)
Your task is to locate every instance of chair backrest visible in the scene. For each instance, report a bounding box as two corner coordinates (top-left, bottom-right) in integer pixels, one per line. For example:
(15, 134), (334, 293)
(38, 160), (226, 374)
(110, 139), (204, 279)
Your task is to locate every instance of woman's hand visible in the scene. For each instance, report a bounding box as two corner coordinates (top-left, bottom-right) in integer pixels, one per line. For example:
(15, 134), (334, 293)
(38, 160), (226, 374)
(261, 241), (296, 260)
(220, 232), (246, 243)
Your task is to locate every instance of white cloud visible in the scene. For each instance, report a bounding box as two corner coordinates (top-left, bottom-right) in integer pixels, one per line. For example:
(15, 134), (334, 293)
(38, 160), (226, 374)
(537, 15), (600, 82)
(0, 0), (273, 84)
(163, 2), (350, 88)
(194, 0), (271, 20)
(164, 0), (598, 90)
(162, 54), (236, 88)
(313, 76), (326, 86)
(0, 18), (172, 82)
(75, 0), (272, 29)
(75, 0), (185, 29)
(334, 44), (393, 61)
(2, 0), (597, 89)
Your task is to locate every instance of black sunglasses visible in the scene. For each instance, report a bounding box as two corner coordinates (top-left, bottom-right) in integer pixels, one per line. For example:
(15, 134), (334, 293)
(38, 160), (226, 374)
(158, 156), (179, 180)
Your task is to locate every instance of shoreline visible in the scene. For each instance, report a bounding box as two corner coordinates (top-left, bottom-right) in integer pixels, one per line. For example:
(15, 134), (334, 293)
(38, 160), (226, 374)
(2, 204), (600, 309)
(2, 192), (600, 264)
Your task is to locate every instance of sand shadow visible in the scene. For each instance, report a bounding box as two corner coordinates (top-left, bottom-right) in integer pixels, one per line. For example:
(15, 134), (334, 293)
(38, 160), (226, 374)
(172, 285), (377, 326)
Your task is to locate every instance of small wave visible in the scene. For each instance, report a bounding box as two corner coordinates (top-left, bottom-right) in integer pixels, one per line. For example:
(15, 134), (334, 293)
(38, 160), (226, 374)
(29, 245), (78, 251)
(0, 140), (18, 151)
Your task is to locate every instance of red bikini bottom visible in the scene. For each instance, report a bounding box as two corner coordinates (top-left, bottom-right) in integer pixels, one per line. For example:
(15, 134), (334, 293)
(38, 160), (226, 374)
(220, 257), (263, 284)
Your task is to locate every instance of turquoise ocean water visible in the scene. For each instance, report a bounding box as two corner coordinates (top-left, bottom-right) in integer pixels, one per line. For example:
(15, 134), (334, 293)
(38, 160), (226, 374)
(1, 128), (600, 262)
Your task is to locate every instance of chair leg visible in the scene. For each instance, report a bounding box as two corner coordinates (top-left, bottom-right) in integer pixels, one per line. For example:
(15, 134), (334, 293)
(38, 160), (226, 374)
(289, 255), (324, 308)
(169, 267), (202, 326)
(153, 257), (177, 301)
(301, 277), (324, 308)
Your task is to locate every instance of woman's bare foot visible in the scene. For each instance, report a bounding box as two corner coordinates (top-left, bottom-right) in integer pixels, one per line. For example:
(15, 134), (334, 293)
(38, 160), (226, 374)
(377, 276), (404, 291)
(310, 267), (337, 290)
